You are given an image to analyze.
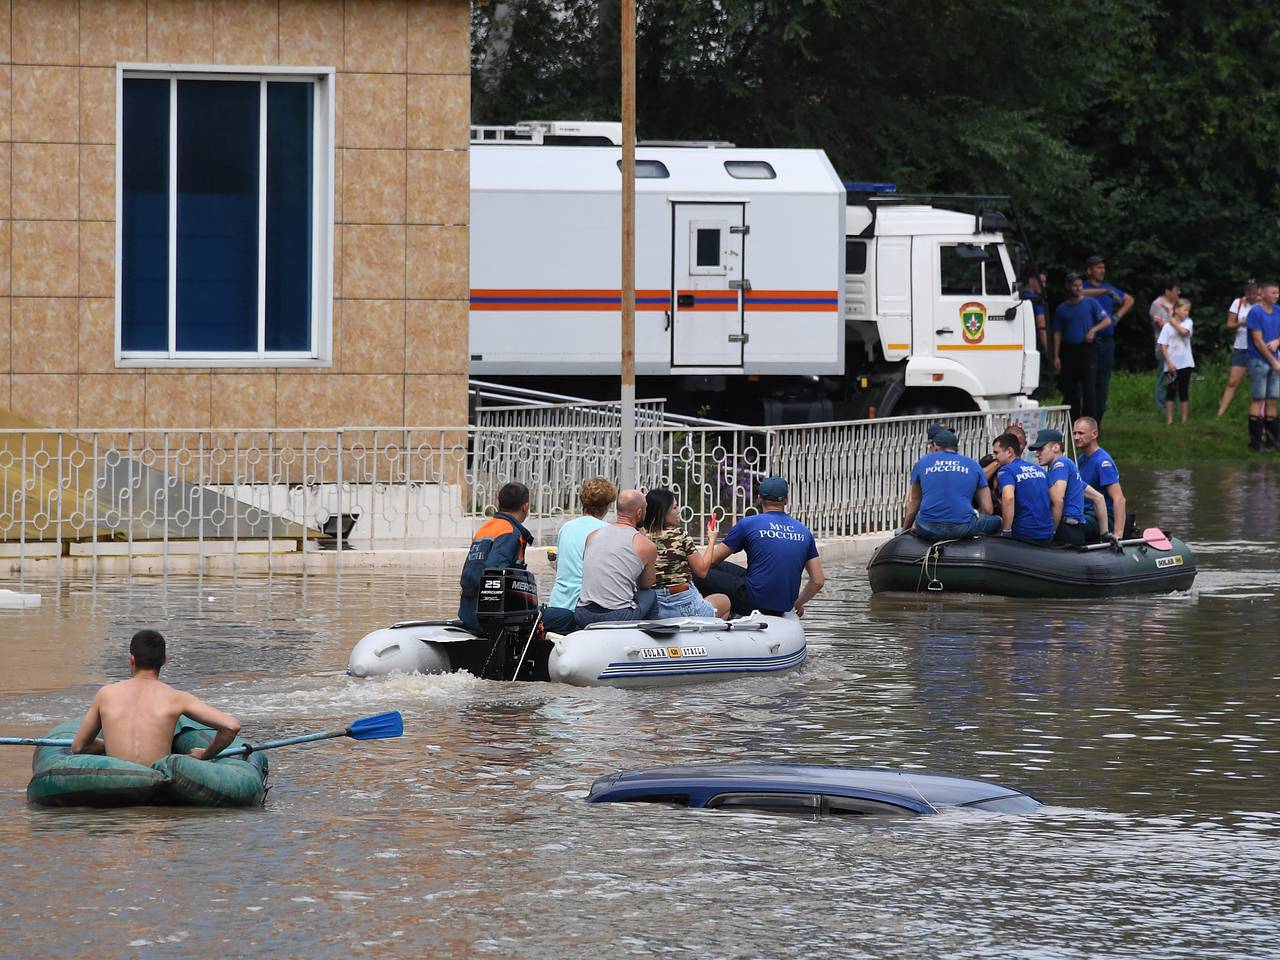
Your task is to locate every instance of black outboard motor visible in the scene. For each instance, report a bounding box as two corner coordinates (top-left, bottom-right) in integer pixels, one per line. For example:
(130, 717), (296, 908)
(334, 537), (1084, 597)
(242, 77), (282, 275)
(472, 567), (550, 681)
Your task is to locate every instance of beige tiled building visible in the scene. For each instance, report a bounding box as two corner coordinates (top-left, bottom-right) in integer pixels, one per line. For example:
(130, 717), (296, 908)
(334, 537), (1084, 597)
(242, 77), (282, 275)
(0, 0), (471, 432)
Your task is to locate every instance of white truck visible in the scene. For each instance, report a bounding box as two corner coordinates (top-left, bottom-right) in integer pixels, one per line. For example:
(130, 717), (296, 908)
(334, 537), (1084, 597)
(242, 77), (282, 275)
(468, 121), (1039, 421)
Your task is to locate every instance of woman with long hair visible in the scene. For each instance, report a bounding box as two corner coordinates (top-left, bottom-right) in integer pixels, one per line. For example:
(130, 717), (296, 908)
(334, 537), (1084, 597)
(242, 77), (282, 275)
(641, 489), (730, 619)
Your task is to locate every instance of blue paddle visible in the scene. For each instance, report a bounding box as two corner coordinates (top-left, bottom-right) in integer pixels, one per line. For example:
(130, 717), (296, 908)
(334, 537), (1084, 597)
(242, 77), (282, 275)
(212, 711), (404, 759)
(0, 711), (405, 756)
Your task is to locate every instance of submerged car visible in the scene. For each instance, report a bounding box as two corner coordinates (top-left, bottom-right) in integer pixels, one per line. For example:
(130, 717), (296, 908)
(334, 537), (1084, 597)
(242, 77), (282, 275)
(587, 763), (1041, 816)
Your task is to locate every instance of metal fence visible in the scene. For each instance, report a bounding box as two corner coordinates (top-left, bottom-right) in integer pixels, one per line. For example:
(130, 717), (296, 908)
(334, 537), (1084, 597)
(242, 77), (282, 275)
(0, 406), (1070, 562)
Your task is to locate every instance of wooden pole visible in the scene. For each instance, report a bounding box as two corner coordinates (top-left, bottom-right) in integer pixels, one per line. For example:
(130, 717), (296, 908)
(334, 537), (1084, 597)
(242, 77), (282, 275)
(619, 0), (636, 490)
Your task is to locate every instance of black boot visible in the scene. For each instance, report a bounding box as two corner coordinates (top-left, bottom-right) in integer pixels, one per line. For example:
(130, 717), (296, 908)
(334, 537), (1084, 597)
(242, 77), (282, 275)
(1266, 418), (1280, 450)
(1249, 417), (1266, 451)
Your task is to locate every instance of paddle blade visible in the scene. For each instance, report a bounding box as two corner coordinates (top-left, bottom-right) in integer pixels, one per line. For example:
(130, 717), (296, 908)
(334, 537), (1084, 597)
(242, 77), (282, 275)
(346, 711), (403, 741)
(1143, 527), (1173, 551)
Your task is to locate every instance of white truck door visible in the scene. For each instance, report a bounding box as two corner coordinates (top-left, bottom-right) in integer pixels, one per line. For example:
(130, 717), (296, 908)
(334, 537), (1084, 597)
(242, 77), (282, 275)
(932, 241), (1024, 395)
(876, 236), (912, 360)
(671, 203), (746, 368)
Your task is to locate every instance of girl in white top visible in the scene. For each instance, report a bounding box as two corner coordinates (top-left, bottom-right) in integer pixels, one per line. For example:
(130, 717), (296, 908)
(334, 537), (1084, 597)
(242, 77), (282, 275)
(1158, 298), (1195, 425)
(1218, 280), (1259, 416)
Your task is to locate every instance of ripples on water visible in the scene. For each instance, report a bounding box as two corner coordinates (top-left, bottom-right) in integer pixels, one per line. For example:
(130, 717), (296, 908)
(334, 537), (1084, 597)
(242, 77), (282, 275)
(1, 464), (1278, 958)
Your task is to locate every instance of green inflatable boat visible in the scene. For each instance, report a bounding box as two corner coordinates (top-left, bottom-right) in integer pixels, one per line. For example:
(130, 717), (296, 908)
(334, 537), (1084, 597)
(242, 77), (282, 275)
(27, 719), (268, 808)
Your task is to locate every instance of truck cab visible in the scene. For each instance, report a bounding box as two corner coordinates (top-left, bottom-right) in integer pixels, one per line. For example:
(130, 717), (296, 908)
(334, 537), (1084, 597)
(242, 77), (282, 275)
(844, 192), (1040, 417)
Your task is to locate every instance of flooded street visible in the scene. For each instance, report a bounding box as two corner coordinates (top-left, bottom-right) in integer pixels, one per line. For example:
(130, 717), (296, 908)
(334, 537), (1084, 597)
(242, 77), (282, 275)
(1, 463), (1278, 958)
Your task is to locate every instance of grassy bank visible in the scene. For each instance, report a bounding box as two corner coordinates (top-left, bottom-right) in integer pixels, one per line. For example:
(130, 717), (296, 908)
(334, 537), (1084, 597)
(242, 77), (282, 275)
(1054, 363), (1273, 464)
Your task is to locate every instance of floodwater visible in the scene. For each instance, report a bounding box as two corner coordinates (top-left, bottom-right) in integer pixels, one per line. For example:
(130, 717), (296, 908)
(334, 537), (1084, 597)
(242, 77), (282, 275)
(1, 463), (1277, 959)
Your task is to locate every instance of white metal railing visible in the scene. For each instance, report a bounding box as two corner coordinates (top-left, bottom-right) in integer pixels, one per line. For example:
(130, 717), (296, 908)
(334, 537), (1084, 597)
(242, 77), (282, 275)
(0, 407), (1070, 562)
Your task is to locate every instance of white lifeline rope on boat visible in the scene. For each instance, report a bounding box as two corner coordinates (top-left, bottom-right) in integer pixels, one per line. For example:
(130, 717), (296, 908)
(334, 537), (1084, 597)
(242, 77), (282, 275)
(916, 538), (962, 593)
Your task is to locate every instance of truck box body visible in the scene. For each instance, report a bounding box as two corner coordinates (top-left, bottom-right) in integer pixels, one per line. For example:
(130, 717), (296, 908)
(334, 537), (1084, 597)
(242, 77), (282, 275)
(467, 126), (1038, 417)
(469, 145), (846, 377)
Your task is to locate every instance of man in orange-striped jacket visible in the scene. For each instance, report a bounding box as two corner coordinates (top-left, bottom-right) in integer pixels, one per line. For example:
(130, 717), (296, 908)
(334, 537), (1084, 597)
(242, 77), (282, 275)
(458, 482), (535, 632)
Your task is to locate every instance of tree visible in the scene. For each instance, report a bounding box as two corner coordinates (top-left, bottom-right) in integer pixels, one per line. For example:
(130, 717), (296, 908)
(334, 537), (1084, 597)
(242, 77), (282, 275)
(472, 0), (1280, 368)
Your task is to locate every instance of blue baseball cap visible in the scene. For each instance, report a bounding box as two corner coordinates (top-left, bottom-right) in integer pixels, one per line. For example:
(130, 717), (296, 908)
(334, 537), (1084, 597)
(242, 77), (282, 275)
(1028, 428), (1064, 451)
(929, 426), (959, 448)
(759, 476), (789, 501)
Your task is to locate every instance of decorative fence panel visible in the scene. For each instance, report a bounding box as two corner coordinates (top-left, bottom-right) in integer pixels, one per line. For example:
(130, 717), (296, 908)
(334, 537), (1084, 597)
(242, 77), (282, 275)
(0, 406), (1070, 562)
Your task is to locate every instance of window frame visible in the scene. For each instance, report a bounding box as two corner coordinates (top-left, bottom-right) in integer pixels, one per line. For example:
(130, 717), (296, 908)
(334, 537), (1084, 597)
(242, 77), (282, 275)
(114, 63), (336, 368)
(688, 220), (728, 276)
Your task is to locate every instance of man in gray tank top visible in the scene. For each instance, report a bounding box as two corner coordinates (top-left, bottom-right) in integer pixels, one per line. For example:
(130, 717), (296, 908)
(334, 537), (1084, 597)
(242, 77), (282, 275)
(574, 489), (658, 628)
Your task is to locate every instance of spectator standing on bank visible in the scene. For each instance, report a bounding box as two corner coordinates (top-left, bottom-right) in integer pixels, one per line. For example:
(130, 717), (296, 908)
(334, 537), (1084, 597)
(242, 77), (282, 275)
(1157, 298), (1195, 425)
(1245, 279), (1280, 451)
(1217, 279), (1260, 417)
(1020, 267), (1052, 389)
(1081, 255), (1133, 423)
(1053, 273), (1108, 423)
(1148, 276), (1181, 414)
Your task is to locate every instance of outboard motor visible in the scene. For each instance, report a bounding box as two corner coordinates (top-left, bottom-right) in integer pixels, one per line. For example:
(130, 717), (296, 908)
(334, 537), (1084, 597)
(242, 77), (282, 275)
(471, 567), (550, 681)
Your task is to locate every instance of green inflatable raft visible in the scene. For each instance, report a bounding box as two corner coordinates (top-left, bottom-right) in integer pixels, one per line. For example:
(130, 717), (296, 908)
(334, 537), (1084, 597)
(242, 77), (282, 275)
(27, 719), (268, 808)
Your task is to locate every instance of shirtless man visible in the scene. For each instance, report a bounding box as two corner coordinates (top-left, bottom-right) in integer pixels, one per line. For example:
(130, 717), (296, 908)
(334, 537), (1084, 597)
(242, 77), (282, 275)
(71, 629), (241, 765)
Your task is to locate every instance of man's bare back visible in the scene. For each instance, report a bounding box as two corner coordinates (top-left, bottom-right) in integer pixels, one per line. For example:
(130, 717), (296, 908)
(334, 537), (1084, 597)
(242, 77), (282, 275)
(71, 630), (241, 766)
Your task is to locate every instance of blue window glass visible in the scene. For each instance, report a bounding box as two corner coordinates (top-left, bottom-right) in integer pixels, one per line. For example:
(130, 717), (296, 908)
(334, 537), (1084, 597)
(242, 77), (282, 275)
(121, 79), (170, 351)
(265, 82), (314, 351)
(175, 79), (260, 352)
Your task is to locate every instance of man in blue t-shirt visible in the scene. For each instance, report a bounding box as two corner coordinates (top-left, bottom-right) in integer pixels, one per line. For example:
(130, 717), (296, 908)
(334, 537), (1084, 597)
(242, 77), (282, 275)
(1245, 278), (1280, 450)
(1029, 427), (1108, 546)
(710, 476), (825, 617)
(1073, 416), (1129, 540)
(1021, 268), (1054, 398)
(902, 425), (1000, 541)
(1081, 255), (1134, 424)
(993, 433), (1054, 545)
(1053, 273), (1110, 424)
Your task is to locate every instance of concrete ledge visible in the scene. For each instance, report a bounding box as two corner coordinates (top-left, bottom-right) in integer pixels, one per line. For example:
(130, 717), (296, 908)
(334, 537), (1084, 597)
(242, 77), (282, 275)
(1, 530), (892, 579)
(67, 539), (299, 557)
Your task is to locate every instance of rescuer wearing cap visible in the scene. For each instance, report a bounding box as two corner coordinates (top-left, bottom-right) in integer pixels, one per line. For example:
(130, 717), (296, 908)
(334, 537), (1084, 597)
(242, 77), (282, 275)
(1028, 428), (1109, 546)
(902, 424), (1000, 542)
(1053, 273), (1109, 424)
(1080, 255), (1134, 423)
(708, 476), (825, 618)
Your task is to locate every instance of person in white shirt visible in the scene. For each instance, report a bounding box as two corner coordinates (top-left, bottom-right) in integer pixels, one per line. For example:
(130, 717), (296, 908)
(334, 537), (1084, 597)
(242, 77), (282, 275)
(1217, 279), (1259, 417)
(1157, 298), (1195, 425)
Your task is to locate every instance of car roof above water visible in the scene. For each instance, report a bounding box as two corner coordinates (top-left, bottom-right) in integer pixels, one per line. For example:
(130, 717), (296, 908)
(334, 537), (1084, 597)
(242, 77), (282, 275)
(587, 763), (1040, 815)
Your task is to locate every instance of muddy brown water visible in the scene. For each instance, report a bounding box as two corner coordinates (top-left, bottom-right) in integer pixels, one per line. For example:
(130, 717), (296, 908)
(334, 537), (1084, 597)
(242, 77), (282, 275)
(1, 463), (1277, 958)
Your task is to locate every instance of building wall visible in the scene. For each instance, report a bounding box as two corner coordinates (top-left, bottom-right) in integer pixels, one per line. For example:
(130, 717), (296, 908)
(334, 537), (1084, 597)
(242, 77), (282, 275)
(0, 0), (471, 430)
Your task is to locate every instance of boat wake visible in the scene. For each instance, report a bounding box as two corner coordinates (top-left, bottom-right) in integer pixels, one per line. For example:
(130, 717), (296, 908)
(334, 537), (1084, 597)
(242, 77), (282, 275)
(198, 669), (629, 720)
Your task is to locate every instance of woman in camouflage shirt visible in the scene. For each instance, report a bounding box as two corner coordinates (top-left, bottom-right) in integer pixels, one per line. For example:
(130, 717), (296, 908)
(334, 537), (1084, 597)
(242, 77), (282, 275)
(642, 489), (731, 619)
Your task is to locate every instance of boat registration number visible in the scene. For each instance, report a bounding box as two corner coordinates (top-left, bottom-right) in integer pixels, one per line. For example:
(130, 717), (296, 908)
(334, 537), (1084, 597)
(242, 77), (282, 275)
(1155, 556), (1184, 568)
(640, 646), (708, 659)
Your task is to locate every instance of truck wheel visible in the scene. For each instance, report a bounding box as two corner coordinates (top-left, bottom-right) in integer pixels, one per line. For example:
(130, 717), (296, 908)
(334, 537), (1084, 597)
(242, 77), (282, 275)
(892, 389), (978, 418)
(894, 399), (953, 417)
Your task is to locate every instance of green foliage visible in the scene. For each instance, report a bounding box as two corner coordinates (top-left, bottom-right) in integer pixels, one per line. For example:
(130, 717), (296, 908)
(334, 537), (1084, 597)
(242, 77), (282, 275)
(1059, 364), (1265, 463)
(472, 0), (1280, 372)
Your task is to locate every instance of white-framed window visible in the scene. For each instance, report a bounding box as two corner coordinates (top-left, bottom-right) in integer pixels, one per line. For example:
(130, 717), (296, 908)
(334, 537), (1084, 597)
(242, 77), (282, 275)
(115, 65), (335, 367)
(689, 221), (727, 275)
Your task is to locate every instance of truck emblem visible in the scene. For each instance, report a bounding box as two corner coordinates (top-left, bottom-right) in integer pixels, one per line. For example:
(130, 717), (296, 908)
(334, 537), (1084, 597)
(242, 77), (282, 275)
(960, 302), (987, 344)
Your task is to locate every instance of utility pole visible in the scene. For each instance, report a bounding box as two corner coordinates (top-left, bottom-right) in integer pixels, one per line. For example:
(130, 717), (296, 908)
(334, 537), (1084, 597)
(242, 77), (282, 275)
(619, 0), (636, 490)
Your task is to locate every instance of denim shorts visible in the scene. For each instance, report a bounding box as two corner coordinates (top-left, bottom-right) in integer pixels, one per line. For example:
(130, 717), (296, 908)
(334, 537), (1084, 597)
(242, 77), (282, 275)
(1247, 355), (1280, 401)
(1231, 347), (1250, 367)
(656, 583), (717, 619)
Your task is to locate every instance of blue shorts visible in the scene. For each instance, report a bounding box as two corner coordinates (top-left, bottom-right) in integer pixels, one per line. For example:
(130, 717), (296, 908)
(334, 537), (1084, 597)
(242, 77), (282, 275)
(1247, 355), (1280, 401)
(655, 583), (717, 618)
(1231, 348), (1250, 367)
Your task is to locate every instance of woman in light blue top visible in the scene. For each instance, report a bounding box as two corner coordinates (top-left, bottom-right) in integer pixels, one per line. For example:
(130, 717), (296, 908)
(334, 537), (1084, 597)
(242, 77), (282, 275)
(545, 477), (617, 632)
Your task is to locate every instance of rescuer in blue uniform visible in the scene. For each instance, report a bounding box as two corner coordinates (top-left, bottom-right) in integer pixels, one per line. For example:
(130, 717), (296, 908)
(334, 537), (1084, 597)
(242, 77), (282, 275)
(993, 433), (1054, 545)
(902, 425), (1000, 541)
